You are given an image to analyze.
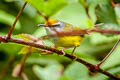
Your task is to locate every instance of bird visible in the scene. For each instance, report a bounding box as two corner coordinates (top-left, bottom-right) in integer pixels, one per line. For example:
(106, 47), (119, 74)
(38, 19), (85, 56)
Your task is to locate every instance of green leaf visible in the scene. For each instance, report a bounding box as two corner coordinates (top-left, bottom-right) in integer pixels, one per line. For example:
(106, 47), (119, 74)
(0, 43), (22, 55)
(58, 76), (71, 80)
(24, 0), (44, 14)
(18, 46), (41, 54)
(33, 26), (47, 37)
(67, 0), (78, 4)
(96, 2), (118, 24)
(44, 0), (67, 16)
(79, 0), (108, 24)
(33, 27), (54, 47)
(26, 56), (58, 65)
(24, 0), (67, 16)
(16, 33), (49, 54)
(52, 2), (93, 29)
(0, 10), (21, 30)
(5, 0), (18, 2)
(26, 53), (71, 65)
(78, 0), (85, 6)
(87, 0), (101, 24)
(89, 33), (120, 45)
(15, 1), (36, 18)
(88, 4), (97, 24)
(86, 0), (108, 5)
(0, 32), (6, 36)
(16, 33), (38, 41)
(115, 6), (120, 24)
(33, 64), (63, 80)
(63, 62), (89, 80)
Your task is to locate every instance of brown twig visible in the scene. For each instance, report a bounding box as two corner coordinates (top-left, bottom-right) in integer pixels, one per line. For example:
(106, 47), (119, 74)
(95, 38), (120, 68)
(40, 28), (120, 39)
(37, 11), (49, 21)
(6, 2), (27, 40)
(0, 36), (120, 80)
(18, 47), (31, 80)
(110, 0), (120, 7)
(12, 47), (31, 80)
(19, 47), (32, 76)
(0, 56), (14, 80)
(89, 28), (120, 34)
(111, 0), (116, 7)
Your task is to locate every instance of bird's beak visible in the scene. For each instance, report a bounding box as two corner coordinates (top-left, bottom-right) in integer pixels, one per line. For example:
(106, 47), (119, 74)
(37, 24), (48, 27)
(38, 24), (60, 27)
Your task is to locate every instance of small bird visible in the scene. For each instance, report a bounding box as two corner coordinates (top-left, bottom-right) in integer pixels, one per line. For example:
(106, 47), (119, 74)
(38, 19), (84, 56)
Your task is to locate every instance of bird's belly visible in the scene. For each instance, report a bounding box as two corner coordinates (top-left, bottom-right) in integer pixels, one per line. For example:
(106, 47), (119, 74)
(55, 36), (83, 47)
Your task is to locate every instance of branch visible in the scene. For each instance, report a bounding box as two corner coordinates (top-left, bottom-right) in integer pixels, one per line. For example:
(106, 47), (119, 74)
(110, 0), (120, 7)
(0, 56), (14, 80)
(19, 47), (31, 76)
(12, 47), (31, 80)
(37, 11), (49, 21)
(41, 28), (120, 39)
(96, 38), (120, 68)
(6, 2), (27, 40)
(0, 36), (120, 80)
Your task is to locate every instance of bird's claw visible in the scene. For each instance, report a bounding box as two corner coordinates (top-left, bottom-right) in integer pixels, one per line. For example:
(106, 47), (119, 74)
(61, 49), (66, 56)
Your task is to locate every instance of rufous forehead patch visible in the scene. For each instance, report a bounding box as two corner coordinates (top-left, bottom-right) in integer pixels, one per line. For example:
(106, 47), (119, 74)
(45, 19), (58, 25)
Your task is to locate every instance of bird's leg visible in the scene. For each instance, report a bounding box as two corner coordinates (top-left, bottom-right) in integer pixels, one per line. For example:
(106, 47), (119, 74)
(71, 46), (77, 56)
(54, 45), (66, 56)
(71, 46), (78, 61)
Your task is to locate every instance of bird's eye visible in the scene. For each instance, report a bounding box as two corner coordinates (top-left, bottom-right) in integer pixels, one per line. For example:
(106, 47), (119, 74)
(53, 23), (60, 27)
(53, 21), (64, 27)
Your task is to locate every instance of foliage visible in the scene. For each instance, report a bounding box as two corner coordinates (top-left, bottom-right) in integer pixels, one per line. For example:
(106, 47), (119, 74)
(0, 0), (120, 80)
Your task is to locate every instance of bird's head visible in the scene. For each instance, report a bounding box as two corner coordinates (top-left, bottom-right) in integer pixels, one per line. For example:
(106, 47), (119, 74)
(38, 19), (65, 32)
(45, 19), (58, 27)
(38, 19), (64, 27)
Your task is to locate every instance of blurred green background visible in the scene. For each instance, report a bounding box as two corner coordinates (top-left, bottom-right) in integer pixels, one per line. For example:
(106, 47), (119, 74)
(0, 0), (120, 80)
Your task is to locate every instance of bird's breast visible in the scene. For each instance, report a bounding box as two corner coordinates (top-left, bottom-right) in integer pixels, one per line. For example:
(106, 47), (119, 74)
(55, 36), (84, 47)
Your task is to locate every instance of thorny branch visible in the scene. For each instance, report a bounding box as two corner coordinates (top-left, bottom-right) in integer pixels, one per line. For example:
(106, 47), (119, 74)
(0, 36), (120, 80)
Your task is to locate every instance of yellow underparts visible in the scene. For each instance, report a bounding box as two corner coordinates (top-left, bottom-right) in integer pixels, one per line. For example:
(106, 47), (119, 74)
(56, 36), (84, 47)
